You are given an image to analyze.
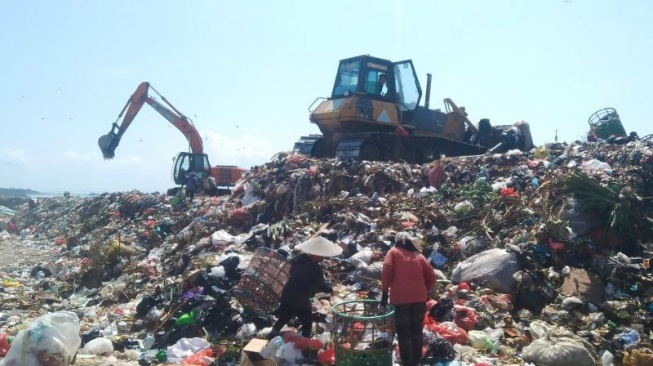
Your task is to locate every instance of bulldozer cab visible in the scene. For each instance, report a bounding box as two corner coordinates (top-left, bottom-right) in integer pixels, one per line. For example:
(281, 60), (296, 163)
(331, 55), (422, 111)
(172, 152), (211, 185)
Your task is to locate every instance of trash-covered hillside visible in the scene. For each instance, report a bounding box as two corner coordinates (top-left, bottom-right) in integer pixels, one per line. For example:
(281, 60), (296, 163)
(1, 138), (653, 366)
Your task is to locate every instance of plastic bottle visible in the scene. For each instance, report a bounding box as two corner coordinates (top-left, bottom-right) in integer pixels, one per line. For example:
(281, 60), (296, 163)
(142, 335), (155, 349)
(601, 350), (614, 366)
(101, 322), (118, 337)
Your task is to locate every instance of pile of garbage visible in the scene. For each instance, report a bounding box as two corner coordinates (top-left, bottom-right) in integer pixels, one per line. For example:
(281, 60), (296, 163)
(1, 138), (653, 366)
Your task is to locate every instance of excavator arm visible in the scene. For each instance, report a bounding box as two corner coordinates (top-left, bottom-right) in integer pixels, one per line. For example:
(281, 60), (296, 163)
(98, 82), (203, 159)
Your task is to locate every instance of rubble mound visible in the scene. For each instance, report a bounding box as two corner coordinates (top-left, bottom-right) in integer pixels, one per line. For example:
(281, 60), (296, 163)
(2, 139), (653, 366)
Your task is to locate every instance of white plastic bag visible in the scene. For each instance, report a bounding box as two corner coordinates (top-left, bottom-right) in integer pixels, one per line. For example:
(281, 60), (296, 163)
(166, 337), (211, 364)
(210, 230), (237, 246)
(454, 200), (474, 215)
(276, 341), (303, 364)
(83, 337), (114, 355)
(581, 159), (612, 174)
(522, 327), (598, 366)
(0, 311), (81, 366)
(451, 248), (519, 293)
(350, 248), (373, 267)
(235, 323), (257, 340)
(259, 336), (283, 359)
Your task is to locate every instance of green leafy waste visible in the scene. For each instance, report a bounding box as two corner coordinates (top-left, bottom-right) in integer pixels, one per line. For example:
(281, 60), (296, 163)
(564, 170), (641, 238)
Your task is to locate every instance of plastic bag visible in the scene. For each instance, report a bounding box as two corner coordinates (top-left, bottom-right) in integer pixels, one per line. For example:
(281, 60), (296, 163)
(235, 323), (257, 340)
(181, 348), (213, 365)
(522, 327), (598, 366)
(276, 342), (303, 364)
(451, 248), (519, 293)
(468, 331), (493, 351)
(259, 336), (283, 359)
(0, 333), (9, 357)
(427, 322), (468, 345)
(422, 337), (457, 364)
(166, 337), (211, 364)
(317, 344), (336, 365)
(349, 248), (373, 267)
(454, 306), (478, 331)
(283, 332), (323, 350)
(83, 337), (114, 355)
(210, 230), (238, 247)
(0, 311), (81, 366)
(454, 200), (474, 215)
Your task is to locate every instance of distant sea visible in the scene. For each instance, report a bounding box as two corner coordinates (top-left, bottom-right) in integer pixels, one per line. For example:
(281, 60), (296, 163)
(28, 192), (99, 198)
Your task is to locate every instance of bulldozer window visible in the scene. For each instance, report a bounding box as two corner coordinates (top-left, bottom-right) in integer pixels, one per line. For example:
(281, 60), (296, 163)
(364, 70), (388, 96)
(393, 61), (421, 110)
(333, 60), (360, 97)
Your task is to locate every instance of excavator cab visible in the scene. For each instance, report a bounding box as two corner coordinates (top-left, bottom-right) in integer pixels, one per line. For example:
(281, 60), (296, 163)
(172, 152), (211, 185)
(172, 152), (246, 194)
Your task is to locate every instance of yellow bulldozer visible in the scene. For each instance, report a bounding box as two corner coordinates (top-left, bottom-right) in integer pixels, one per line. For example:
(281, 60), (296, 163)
(294, 55), (533, 163)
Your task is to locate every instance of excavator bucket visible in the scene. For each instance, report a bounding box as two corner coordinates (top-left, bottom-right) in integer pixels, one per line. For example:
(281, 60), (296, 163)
(98, 132), (117, 159)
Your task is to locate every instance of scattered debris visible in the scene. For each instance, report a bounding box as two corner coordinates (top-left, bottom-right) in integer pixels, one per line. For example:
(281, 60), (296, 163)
(1, 138), (653, 365)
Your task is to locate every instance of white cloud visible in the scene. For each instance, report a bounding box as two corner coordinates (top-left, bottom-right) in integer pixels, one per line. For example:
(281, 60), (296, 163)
(201, 130), (280, 168)
(62, 150), (99, 162)
(0, 148), (35, 163)
(61, 150), (145, 165)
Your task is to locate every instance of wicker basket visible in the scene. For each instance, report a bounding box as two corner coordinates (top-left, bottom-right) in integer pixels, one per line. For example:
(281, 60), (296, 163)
(233, 247), (290, 316)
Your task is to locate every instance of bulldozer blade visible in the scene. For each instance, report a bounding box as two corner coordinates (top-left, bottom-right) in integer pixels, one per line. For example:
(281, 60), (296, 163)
(98, 133), (116, 159)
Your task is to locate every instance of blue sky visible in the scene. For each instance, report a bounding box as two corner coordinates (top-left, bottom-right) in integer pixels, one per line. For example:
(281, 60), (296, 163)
(1, 0), (651, 193)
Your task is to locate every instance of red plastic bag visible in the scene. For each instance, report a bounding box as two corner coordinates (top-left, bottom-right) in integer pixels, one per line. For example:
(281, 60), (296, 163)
(0, 333), (10, 357)
(428, 322), (468, 345)
(181, 348), (213, 365)
(317, 344), (335, 365)
(283, 332), (323, 350)
(428, 164), (445, 188)
(230, 207), (249, 222)
(454, 306), (478, 331)
(500, 187), (519, 197)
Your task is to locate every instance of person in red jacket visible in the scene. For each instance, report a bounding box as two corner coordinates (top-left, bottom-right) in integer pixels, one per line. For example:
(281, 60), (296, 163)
(381, 231), (437, 366)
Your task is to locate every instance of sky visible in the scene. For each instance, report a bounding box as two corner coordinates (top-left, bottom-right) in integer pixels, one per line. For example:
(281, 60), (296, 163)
(1, 0), (651, 194)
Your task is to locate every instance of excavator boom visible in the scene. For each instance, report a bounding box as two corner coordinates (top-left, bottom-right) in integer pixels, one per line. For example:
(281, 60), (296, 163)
(98, 82), (203, 159)
(99, 82), (246, 191)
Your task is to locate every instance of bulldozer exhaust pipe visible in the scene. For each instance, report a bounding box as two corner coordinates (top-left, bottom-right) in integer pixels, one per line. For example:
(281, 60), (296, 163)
(425, 73), (432, 109)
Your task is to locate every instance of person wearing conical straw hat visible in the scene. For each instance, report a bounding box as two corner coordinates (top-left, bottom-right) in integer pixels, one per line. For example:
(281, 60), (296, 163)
(381, 231), (437, 366)
(268, 236), (343, 340)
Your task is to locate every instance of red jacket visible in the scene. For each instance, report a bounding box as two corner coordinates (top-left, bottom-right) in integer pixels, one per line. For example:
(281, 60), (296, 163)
(382, 247), (437, 305)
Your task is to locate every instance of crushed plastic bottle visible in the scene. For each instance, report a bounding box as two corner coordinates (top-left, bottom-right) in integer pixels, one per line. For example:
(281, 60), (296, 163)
(101, 322), (118, 337)
(142, 334), (155, 349)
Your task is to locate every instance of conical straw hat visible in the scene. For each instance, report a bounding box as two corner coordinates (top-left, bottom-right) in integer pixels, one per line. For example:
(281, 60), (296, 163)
(396, 231), (423, 250)
(296, 236), (343, 257)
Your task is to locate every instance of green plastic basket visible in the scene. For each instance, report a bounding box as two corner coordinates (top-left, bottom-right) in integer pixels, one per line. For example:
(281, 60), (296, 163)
(332, 300), (395, 366)
(588, 108), (626, 139)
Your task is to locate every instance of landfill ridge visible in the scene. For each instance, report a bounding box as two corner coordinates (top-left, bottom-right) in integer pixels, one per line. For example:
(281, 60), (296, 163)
(1, 139), (653, 366)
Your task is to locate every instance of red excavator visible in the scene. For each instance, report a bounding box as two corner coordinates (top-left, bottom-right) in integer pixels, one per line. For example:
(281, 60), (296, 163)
(98, 82), (246, 194)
